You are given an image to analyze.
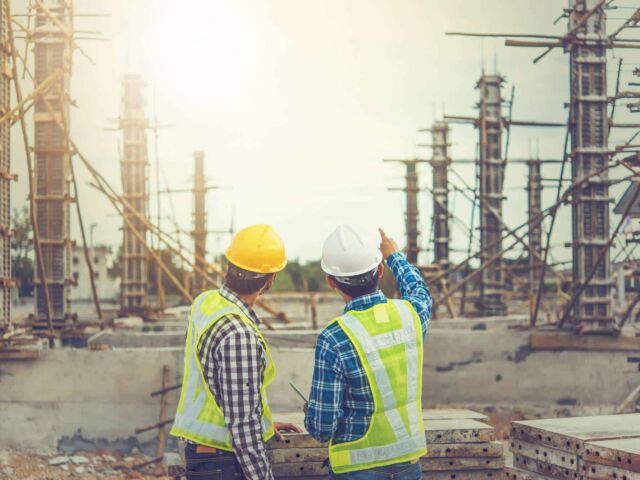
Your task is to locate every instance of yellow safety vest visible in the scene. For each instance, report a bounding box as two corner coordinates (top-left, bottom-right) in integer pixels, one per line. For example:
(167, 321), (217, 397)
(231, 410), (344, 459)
(328, 299), (427, 473)
(170, 290), (276, 449)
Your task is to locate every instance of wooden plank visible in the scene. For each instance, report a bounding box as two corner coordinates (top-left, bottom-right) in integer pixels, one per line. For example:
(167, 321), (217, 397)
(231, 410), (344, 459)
(582, 460), (640, 480)
(274, 461), (503, 477)
(510, 440), (578, 471)
(427, 419), (494, 444)
(511, 415), (640, 454)
(505, 466), (555, 480)
(584, 438), (640, 473)
(513, 454), (579, 480)
(420, 457), (503, 471)
(0, 348), (40, 360)
(530, 332), (640, 352)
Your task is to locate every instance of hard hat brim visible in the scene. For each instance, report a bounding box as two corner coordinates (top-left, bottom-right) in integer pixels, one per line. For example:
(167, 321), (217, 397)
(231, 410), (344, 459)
(225, 250), (287, 274)
(320, 251), (383, 277)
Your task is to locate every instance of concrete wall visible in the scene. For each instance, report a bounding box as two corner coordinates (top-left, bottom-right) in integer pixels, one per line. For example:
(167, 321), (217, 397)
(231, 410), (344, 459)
(1, 329), (638, 454)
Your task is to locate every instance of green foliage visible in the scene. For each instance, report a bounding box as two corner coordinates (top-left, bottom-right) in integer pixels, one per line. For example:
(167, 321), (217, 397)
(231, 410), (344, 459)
(270, 259), (330, 292)
(11, 206), (34, 297)
(149, 249), (189, 295)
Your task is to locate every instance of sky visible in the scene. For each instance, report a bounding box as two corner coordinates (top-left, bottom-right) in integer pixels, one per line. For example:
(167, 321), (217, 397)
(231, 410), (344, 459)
(10, 0), (640, 266)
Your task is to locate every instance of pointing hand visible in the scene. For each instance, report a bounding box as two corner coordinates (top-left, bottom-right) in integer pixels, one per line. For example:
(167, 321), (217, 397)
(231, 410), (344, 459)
(379, 228), (400, 259)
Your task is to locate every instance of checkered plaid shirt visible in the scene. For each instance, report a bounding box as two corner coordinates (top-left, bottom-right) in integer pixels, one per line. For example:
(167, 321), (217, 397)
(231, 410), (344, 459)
(304, 252), (432, 444)
(197, 285), (274, 480)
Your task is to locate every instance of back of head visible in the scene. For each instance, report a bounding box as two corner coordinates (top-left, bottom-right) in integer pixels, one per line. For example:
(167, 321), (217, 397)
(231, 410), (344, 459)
(321, 225), (382, 298)
(224, 224), (287, 295)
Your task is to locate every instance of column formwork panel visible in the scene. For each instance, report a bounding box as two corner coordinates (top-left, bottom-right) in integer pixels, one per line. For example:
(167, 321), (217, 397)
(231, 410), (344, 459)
(33, 0), (72, 325)
(568, 0), (614, 333)
(119, 75), (149, 315)
(405, 162), (420, 264)
(192, 151), (207, 295)
(431, 122), (450, 268)
(527, 159), (543, 306)
(0, 0), (10, 331)
(476, 74), (507, 316)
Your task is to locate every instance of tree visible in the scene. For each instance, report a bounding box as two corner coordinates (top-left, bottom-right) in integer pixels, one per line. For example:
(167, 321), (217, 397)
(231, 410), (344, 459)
(11, 206), (34, 297)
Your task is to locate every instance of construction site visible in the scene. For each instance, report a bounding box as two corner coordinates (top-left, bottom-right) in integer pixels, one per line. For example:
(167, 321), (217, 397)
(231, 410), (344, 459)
(1, 0), (640, 479)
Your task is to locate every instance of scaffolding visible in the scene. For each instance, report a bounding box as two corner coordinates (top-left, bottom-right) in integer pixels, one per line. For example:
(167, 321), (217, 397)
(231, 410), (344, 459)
(192, 151), (207, 295)
(119, 75), (149, 315)
(431, 121), (451, 268)
(0, 0), (10, 332)
(567, 0), (614, 333)
(476, 74), (507, 316)
(33, 0), (73, 326)
(526, 158), (543, 315)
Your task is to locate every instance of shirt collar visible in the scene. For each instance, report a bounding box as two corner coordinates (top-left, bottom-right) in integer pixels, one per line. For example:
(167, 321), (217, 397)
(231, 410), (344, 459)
(220, 284), (262, 326)
(344, 290), (387, 313)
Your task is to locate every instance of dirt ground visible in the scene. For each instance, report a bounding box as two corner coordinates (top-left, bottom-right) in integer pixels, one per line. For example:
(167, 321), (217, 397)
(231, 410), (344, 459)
(0, 451), (171, 480)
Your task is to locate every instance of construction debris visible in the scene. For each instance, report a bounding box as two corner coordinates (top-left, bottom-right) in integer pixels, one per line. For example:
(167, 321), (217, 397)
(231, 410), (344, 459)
(506, 414), (640, 480)
(263, 409), (504, 479)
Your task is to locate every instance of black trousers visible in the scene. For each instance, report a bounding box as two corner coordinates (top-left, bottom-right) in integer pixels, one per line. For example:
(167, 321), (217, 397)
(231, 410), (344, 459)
(184, 443), (246, 479)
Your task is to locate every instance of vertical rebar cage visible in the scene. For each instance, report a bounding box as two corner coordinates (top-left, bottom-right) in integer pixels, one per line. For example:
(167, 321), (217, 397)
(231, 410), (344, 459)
(33, 0), (72, 326)
(527, 159), (543, 310)
(192, 151), (207, 295)
(0, 0), (10, 332)
(119, 75), (149, 314)
(568, 0), (614, 333)
(477, 74), (507, 316)
(405, 161), (420, 264)
(431, 122), (451, 269)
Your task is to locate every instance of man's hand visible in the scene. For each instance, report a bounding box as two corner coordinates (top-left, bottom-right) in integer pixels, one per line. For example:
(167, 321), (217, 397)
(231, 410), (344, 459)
(273, 422), (303, 441)
(379, 228), (400, 259)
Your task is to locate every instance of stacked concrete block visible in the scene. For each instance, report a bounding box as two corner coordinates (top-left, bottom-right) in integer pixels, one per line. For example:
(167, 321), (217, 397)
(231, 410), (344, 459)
(505, 414), (640, 480)
(270, 409), (504, 479)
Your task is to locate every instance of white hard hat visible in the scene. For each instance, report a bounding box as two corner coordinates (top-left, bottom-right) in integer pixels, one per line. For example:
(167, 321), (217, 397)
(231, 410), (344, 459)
(321, 225), (383, 278)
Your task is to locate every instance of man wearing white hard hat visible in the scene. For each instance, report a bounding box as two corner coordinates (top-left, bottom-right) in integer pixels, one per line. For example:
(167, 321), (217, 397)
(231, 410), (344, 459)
(304, 225), (433, 480)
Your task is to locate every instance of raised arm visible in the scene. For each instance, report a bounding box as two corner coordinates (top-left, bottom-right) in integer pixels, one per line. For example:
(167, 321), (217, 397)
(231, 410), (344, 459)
(379, 228), (433, 337)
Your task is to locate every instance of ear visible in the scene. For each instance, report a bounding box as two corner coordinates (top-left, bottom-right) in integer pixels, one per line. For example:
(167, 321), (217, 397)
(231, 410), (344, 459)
(377, 264), (385, 278)
(264, 273), (276, 289)
(326, 275), (336, 290)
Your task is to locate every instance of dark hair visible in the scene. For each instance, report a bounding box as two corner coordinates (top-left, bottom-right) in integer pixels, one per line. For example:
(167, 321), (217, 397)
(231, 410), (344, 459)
(330, 266), (380, 298)
(225, 264), (272, 295)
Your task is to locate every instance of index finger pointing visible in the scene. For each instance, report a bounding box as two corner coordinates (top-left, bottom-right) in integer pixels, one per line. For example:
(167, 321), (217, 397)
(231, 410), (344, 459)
(379, 228), (388, 240)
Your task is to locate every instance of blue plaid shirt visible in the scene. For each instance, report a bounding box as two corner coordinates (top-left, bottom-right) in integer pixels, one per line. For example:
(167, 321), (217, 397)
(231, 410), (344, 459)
(304, 252), (432, 444)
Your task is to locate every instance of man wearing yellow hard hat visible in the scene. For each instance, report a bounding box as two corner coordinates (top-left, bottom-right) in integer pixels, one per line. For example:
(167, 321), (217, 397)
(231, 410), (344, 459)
(171, 224), (302, 480)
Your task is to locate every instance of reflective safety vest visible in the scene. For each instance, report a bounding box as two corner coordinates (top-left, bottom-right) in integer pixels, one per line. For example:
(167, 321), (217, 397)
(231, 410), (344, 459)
(328, 299), (427, 474)
(170, 290), (276, 449)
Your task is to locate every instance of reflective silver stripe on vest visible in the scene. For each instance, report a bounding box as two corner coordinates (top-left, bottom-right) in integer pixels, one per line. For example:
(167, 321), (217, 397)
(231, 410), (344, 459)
(173, 300), (237, 442)
(339, 300), (425, 464)
(392, 300), (421, 437)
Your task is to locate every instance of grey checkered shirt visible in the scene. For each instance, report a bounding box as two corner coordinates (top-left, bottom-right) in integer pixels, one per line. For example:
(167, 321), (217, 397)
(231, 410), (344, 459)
(196, 285), (274, 480)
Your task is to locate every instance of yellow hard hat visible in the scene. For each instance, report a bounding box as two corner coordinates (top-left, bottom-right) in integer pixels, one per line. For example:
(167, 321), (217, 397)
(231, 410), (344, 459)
(225, 224), (287, 274)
